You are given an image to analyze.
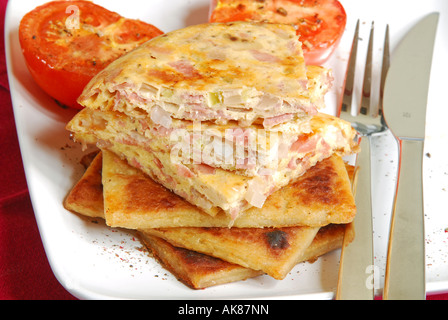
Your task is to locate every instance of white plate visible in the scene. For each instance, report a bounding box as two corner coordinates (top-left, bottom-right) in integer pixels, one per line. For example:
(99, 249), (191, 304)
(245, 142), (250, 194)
(5, 0), (448, 299)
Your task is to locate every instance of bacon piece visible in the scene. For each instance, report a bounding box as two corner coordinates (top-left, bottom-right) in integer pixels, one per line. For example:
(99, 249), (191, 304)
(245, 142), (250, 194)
(263, 113), (294, 128)
(169, 60), (199, 78)
(250, 50), (280, 63)
(288, 157), (298, 170)
(154, 157), (164, 170)
(176, 164), (195, 178)
(195, 163), (216, 175)
(130, 157), (143, 170)
(290, 135), (318, 154)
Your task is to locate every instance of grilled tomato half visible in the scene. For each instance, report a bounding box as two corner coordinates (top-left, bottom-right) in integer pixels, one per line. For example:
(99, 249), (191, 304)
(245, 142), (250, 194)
(210, 0), (347, 65)
(19, 1), (163, 109)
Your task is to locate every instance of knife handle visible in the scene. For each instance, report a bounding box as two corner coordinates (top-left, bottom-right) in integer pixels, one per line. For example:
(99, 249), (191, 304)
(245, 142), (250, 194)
(383, 139), (425, 300)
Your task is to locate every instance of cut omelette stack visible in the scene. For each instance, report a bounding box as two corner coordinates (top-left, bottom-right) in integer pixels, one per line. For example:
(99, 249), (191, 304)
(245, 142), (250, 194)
(65, 21), (360, 289)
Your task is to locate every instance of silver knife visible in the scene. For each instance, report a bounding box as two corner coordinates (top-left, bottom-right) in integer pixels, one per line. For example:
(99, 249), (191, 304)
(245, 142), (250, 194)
(382, 12), (439, 300)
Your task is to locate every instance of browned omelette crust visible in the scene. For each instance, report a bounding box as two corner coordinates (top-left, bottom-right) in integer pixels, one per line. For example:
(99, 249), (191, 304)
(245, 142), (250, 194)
(64, 152), (104, 218)
(101, 150), (356, 229)
(79, 22), (307, 94)
(77, 21), (315, 126)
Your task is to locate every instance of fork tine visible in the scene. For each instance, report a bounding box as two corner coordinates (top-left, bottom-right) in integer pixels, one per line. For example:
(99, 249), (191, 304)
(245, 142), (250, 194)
(379, 25), (390, 117)
(341, 19), (360, 114)
(360, 22), (374, 116)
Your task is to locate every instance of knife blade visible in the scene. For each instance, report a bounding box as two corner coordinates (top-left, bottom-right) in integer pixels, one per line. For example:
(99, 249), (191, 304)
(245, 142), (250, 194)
(382, 12), (439, 300)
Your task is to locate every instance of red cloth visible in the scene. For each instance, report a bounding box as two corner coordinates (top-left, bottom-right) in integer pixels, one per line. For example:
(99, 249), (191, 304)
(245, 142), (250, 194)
(0, 0), (446, 300)
(0, 0), (76, 300)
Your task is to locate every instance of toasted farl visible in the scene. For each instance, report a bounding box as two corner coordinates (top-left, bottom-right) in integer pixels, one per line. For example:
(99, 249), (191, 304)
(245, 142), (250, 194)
(138, 233), (263, 289)
(137, 223), (353, 289)
(63, 152), (104, 218)
(143, 225), (319, 280)
(301, 223), (355, 263)
(286, 153), (355, 216)
(62, 155), (353, 288)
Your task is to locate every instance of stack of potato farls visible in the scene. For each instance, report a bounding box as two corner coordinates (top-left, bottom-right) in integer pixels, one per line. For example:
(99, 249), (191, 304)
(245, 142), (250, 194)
(65, 22), (360, 289)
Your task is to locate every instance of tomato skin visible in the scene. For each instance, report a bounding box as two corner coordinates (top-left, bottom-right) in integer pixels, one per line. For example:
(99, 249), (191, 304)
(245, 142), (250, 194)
(19, 1), (163, 109)
(20, 47), (91, 109)
(209, 0), (347, 65)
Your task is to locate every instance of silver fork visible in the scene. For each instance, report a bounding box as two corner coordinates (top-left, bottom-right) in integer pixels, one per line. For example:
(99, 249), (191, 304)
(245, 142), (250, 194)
(336, 20), (390, 300)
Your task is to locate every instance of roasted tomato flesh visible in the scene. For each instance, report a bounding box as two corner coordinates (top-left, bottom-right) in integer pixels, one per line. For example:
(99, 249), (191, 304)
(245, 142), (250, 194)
(19, 1), (163, 109)
(210, 0), (347, 65)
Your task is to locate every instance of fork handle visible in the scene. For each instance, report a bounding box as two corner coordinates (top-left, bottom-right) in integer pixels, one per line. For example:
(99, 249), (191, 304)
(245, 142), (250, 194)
(383, 139), (425, 300)
(336, 137), (374, 300)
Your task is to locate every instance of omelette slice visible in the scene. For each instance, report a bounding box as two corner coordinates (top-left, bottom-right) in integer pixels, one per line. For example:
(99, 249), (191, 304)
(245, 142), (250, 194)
(67, 65), (333, 178)
(101, 150), (356, 229)
(77, 22), (323, 127)
(68, 112), (358, 220)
